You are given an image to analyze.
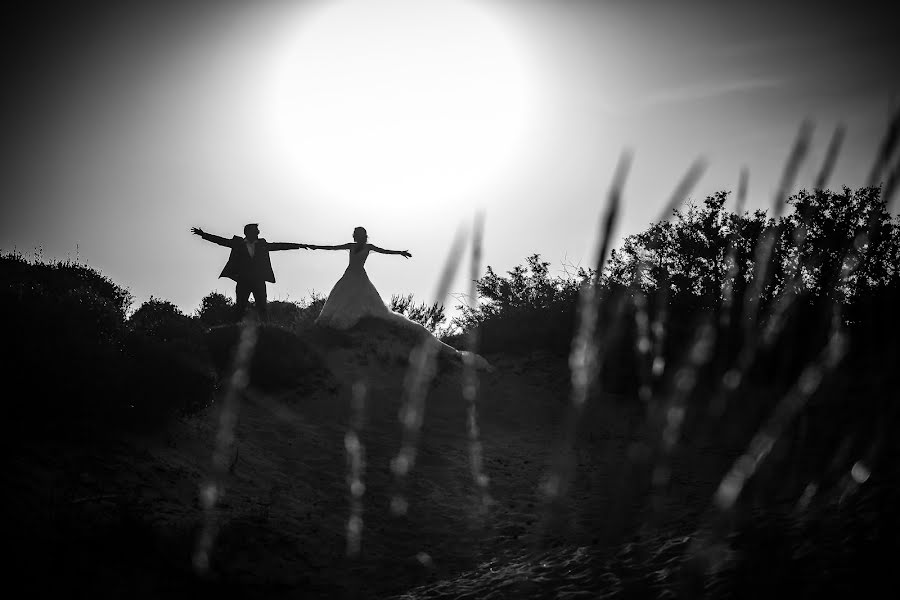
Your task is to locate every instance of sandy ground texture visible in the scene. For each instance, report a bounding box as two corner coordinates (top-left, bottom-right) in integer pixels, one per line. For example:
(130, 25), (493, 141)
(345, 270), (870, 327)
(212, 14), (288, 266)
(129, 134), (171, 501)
(9, 321), (885, 599)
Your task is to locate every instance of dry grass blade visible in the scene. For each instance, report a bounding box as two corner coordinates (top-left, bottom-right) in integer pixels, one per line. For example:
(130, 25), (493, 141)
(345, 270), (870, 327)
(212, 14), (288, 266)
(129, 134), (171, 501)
(740, 123), (813, 338)
(432, 226), (470, 304)
(772, 120), (813, 219)
(689, 119), (898, 583)
(655, 158), (708, 224)
(630, 158), (707, 409)
(814, 125), (845, 191)
(831, 117), (900, 322)
(390, 224), (469, 515)
(648, 271), (669, 379)
(713, 125), (814, 415)
(735, 167), (748, 215)
(687, 328), (850, 583)
(718, 168), (749, 333)
(866, 104), (900, 188)
(645, 319), (717, 530)
(758, 185), (821, 350)
(591, 151), (632, 284)
(632, 265), (669, 403)
(576, 150), (631, 397)
(714, 328), (848, 512)
(650, 172), (756, 467)
(345, 381), (367, 557)
(463, 212), (491, 508)
(540, 151), (630, 505)
(760, 183), (825, 349)
(194, 320), (258, 575)
(632, 276), (654, 404)
(882, 154), (900, 211)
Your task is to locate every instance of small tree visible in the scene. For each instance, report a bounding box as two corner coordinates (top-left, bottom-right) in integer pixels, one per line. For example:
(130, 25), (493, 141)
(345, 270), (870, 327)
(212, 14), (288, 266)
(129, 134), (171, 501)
(267, 300), (303, 328)
(293, 292), (327, 332)
(450, 254), (591, 353)
(390, 293), (446, 333)
(453, 254), (590, 331)
(130, 297), (199, 341)
(196, 291), (234, 327)
(603, 186), (899, 309)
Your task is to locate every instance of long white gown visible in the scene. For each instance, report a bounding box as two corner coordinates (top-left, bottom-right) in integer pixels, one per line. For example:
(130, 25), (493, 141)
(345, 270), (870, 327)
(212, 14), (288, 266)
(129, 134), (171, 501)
(315, 245), (401, 329)
(315, 246), (491, 369)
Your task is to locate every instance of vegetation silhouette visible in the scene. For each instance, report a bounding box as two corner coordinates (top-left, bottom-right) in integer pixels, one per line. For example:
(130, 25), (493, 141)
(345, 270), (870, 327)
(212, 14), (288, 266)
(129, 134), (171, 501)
(3, 111), (899, 598)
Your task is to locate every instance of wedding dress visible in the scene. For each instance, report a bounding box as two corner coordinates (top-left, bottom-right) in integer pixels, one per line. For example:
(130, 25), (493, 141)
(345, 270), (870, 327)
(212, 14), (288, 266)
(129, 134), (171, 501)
(315, 246), (391, 329)
(315, 246), (492, 370)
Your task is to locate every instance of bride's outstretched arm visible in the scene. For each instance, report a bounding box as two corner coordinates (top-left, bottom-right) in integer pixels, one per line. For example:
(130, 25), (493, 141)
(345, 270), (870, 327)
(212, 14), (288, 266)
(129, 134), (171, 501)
(370, 245), (411, 258)
(304, 243), (354, 251)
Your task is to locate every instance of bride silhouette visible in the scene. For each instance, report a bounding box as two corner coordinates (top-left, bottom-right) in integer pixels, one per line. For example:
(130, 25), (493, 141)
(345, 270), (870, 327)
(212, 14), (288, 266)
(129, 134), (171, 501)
(306, 226), (491, 369)
(306, 226), (410, 329)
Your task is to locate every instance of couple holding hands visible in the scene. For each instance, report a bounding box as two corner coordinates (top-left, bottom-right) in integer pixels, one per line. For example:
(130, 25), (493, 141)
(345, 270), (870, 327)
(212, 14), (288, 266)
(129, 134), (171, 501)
(191, 222), (492, 370)
(190, 223), (410, 328)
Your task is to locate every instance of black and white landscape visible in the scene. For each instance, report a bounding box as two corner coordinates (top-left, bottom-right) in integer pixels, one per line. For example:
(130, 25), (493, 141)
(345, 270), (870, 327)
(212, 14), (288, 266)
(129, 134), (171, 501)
(2, 1), (898, 598)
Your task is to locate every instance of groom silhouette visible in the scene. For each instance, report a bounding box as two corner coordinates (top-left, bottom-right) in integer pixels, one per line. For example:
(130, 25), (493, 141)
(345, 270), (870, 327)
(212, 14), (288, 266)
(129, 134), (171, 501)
(191, 224), (305, 322)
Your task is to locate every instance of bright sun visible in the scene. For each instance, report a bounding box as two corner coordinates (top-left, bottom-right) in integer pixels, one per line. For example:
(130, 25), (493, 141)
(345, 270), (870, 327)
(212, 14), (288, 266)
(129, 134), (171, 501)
(266, 0), (538, 212)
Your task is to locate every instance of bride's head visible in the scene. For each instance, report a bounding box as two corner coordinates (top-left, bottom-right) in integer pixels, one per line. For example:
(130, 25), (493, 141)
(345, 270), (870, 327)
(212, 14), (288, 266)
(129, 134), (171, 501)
(353, 227), (367, 243)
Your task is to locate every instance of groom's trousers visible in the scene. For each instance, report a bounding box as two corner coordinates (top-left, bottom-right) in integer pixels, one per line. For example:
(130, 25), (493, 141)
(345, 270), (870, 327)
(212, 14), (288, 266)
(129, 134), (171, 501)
(234, 278), (268, 322)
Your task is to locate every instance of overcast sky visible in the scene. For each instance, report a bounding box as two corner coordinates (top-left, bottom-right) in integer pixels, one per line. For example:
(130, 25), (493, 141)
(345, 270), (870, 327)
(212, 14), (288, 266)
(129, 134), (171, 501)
(1, 0), (896, 315)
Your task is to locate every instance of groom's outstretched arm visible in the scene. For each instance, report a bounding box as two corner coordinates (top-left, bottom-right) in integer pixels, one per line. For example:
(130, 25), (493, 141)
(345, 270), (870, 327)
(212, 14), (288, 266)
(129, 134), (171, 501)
(191, 227), (232, 247)
(267, 242), (305, 251)
(370, 244), (412, 258)
(305, 243), (354, 251)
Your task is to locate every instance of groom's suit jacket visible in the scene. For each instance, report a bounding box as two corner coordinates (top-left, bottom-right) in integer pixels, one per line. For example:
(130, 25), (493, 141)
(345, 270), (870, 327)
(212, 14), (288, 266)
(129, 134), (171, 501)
(198, 232), (300, 283)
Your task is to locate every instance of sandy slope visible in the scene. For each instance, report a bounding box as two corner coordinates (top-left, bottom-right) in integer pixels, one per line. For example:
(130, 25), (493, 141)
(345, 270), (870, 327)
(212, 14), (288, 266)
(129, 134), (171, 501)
(7, 323), (728, 599)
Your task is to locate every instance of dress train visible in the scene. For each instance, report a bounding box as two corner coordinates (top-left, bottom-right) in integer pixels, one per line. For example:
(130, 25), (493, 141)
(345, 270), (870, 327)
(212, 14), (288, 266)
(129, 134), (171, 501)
(315, 247), (491, 370)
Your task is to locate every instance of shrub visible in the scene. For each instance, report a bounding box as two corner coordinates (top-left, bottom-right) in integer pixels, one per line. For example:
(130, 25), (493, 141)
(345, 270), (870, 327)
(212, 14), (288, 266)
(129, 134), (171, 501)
(130, 297), (202, 341)
(204, 323), (331, 393)
(604, 186), (898, 309)
(197, 291), (319, 331)
(2, 253), (215, 435)
(389, 293), (446, 333)
(2, 252), (132, 347)
(196, 292), (234, 327)
(450, 254), (590, 354)
(266, 299), (303, 328)
(449, 186), (900, 401)
(291, 292), (327, 333)
(2, 253), (130, 430)
(124, 297), (214, 427)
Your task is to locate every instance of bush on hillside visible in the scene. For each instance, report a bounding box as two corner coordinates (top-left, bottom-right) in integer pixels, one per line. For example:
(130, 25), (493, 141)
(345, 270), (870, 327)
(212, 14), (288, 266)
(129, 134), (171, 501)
(455, 188), (898, 356)
(1, 253), (132, 427)
(1, 253), (215, 435)
(291, 293), (327, 333)
(448, 186), (900, 420)
(204, 323), (331, 394)
(197, 290), (329, 332)
(2, 251), (132, 347)
(389, 293), (446, 333)
(604, 187), (897, 309)
(130, 297), (203, 341)
(125, 297), (214, 426)
(450, 253), (591, 354)
(196, 291), (234, 327)
(602, 186), (899, 387)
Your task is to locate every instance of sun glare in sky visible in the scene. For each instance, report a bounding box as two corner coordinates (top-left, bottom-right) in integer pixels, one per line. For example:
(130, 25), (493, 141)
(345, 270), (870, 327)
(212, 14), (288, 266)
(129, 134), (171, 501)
(263, 0), (540, 213)
(2, 0), (894, 314)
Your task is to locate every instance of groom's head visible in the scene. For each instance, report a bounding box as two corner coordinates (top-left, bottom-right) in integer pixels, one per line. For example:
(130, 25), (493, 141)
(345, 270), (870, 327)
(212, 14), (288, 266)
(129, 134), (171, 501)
(244, 223), (259, 241)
